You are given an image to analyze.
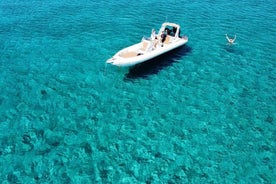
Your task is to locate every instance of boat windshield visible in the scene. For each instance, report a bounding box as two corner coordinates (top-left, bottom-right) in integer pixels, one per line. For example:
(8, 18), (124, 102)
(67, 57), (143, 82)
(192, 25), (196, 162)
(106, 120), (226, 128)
(164, 26), (178, 37)
(158, 25), (180, 38)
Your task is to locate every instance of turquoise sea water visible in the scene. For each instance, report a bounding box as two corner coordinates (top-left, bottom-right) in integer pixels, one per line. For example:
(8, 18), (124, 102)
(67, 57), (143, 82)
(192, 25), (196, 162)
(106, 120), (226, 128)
(0, 0), (275, 183)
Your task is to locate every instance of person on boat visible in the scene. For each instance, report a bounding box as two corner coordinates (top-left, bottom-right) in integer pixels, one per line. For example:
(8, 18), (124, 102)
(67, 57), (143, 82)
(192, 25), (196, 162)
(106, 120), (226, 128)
(153, 36), (159, 48)
(161, 30), (167, 47)
(151, 29), (156, 40)
(226, 34), (236, 45)
(165, 28), (172, 36)
(171, 27), (178, 37)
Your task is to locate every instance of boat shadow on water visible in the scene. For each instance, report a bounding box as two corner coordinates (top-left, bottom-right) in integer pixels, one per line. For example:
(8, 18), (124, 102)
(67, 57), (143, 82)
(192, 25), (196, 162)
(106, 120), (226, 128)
(124, 45), (192, 80)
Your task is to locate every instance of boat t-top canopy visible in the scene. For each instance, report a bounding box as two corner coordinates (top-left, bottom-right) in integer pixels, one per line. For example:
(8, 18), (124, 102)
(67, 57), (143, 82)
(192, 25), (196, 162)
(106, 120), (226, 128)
(158, 22), (181, 38)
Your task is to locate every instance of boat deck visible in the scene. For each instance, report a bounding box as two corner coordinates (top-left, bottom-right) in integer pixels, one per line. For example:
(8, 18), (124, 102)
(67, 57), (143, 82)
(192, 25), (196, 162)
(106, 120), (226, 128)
(119, 51), (138, 58)
(118, 35), (182, 59)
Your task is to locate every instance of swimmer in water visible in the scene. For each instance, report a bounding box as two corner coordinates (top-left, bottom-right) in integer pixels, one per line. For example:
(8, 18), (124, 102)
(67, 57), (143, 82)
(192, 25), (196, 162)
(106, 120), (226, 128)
(226, 34), (236, 45)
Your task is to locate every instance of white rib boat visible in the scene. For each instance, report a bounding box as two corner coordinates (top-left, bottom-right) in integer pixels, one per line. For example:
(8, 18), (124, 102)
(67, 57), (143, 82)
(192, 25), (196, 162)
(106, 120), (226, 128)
(106, 22), (188, 67)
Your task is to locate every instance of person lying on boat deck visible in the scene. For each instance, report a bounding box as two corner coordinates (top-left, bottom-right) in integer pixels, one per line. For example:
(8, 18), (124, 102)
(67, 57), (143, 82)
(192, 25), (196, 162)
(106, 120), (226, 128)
(226, 34), (236, 45)
(161, 30), (167, 47)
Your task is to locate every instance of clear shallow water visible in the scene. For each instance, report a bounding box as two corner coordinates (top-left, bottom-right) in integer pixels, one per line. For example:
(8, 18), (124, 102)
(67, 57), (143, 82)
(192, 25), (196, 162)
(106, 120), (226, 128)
(0, 0), (275, 183)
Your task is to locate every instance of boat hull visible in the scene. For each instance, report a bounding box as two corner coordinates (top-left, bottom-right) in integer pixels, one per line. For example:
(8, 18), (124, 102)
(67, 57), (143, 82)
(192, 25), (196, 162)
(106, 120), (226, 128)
(107, 38), (188, 67)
